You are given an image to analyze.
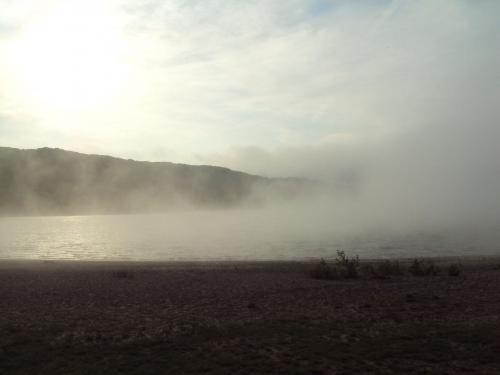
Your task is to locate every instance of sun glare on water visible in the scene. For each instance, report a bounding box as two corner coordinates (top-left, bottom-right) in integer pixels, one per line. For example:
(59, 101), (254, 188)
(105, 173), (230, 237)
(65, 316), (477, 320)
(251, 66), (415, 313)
(6, 0), (131, 114)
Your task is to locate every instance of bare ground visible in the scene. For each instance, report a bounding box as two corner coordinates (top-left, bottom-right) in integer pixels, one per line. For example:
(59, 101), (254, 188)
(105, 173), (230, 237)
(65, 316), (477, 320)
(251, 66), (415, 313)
(1, 259), (500, 374)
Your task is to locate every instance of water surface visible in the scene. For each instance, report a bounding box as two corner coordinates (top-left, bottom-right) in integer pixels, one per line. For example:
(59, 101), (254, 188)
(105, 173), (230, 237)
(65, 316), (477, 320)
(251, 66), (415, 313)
(0, 212), (499, 261)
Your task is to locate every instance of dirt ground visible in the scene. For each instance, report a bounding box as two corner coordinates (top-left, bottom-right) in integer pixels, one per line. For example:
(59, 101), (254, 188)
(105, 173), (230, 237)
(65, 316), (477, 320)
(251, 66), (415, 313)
(1, 259), (500, 374)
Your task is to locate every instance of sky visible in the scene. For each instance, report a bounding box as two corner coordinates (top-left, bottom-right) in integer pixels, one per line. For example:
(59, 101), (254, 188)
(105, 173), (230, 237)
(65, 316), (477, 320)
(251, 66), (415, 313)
(0, 0), (498, 184)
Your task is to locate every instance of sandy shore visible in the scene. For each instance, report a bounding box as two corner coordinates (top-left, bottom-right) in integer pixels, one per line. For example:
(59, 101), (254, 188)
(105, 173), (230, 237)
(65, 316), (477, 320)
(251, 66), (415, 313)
(1, 258), (500, 374)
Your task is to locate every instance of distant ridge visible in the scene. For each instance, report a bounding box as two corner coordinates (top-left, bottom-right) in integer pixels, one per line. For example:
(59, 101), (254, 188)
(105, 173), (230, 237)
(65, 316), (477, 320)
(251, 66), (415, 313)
(0, 147), (316, 215)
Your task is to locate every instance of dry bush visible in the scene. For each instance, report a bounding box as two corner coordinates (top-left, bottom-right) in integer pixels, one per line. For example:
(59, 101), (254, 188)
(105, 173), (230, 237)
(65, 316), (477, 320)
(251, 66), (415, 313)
(335, 250), (360, 279)
(309, 258), (340, 280)
(310, 251), (361, 280)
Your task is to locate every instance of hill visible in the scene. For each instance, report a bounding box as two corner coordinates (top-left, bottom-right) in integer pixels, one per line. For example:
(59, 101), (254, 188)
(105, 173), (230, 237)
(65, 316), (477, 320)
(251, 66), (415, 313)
(0, 147), (315, 215)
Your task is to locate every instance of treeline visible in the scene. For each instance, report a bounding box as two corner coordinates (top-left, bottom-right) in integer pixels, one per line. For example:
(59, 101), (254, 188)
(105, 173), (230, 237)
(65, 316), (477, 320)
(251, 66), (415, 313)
(0, 147), (315, 215)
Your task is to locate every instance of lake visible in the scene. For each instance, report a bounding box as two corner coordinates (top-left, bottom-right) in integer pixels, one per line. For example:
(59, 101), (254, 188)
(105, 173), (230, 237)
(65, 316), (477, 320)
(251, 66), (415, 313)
(0, 211), (499, 261)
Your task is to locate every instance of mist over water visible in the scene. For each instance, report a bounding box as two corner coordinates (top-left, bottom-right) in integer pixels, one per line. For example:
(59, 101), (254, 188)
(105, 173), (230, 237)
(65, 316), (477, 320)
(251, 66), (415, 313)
(1, 122), (500, 261)
(1, 1), (499, 262)
(1, 203), (499, 261)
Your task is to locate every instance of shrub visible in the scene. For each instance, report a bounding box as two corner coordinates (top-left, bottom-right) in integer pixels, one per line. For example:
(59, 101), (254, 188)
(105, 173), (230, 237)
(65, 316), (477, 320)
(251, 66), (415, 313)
(309, 258), (340, 280)
(447, 263), (461, 277)
(408, 259), (440, 276)
(309, 251), (361, 280)
(309, 258), (339, 280)
(335, 250), (360, 279)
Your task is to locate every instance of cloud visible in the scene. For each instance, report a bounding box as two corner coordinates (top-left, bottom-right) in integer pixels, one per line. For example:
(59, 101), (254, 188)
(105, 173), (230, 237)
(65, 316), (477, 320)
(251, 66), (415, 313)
(112, 0), (498, 160)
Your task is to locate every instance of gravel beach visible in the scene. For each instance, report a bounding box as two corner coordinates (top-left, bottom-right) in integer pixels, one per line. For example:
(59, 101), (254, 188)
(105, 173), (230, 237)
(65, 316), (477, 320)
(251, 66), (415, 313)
(1, 259), (500, 374)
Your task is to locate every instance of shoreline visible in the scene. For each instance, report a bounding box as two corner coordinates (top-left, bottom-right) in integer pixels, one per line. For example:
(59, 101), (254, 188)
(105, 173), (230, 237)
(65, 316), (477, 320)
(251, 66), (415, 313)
(1, 253), (500, 269)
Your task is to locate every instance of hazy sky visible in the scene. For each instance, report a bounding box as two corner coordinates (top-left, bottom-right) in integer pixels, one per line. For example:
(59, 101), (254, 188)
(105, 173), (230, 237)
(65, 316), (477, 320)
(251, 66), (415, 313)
(0, 0), (498, 179)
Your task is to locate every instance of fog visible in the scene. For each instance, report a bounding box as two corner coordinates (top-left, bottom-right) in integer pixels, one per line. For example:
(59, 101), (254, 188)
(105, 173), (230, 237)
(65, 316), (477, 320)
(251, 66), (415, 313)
(199, 32), (500, 240)
(1, 0), (499, 259)
(2, 92), (500, 257)
(2, 87), (500, 258)
(235, 115), (500, 236)
(2, 135), (500, 260)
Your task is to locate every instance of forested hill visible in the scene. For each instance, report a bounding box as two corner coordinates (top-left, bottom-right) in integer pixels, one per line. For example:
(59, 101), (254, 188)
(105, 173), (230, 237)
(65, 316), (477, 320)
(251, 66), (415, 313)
(0, 147), (315, 215)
